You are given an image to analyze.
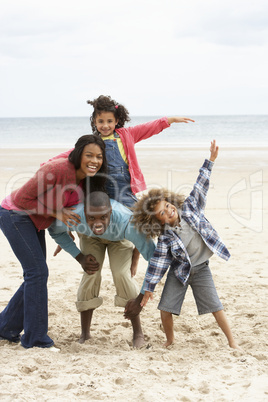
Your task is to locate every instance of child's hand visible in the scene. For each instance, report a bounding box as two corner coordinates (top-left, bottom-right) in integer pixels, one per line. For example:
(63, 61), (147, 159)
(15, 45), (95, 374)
(168, 117), (195, 124)
(130, 247), (140, 277)
(209, 139), (219, 162)
(140, 291), (153, 307)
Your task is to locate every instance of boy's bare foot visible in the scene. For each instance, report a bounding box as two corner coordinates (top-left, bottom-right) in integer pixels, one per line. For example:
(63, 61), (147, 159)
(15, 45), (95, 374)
(133, 334), (145, 349)
(229, 340), (244, 352)
(78, 333), (91, 344)
(163, 339), (174, 348)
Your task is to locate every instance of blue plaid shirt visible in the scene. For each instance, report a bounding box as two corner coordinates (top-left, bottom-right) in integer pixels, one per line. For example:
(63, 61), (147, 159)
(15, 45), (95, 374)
(143, 159), (230, 293)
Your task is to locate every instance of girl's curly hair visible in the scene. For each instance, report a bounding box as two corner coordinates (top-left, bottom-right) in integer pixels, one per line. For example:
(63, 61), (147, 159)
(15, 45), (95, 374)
(87, 95), (131, 132)
(131, 188), (185, 239)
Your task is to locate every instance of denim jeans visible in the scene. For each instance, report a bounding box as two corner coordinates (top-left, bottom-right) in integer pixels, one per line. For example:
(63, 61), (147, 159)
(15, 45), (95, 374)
(0, 207), (53, 348)
(106, 167), (137, 208)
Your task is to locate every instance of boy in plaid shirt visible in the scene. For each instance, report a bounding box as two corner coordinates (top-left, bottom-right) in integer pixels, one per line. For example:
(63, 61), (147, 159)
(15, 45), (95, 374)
(130, 140), (241, 350)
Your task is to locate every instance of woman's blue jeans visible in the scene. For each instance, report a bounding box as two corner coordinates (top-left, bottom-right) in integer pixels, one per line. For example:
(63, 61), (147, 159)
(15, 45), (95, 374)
(0, 207), (53, 348)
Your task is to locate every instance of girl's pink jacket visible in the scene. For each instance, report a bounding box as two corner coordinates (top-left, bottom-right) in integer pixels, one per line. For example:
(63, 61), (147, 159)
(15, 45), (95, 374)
(46, 117), (170, 195)
(117, 117), (170, 194)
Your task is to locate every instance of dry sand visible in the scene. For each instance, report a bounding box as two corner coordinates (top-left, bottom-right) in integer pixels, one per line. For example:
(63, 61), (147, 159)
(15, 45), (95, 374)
(0, 146), (268, 401)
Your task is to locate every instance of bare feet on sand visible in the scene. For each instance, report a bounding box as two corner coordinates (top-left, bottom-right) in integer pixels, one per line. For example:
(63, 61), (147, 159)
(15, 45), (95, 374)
(229, 340), (244, 352)
(163, 339), (174, 348)
(78, 333), (91, 344)
(133, 334), (145, 349)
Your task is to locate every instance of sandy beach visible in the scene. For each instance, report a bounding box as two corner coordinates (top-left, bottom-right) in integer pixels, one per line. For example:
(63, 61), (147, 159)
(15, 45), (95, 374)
(0, 146), (268, 401)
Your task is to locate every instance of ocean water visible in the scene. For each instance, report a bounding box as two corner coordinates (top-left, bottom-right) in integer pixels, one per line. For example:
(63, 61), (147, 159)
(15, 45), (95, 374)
(0, 115), (267, 149)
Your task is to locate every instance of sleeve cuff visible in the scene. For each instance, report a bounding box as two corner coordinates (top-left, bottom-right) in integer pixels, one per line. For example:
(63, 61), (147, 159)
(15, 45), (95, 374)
(203, 159), (214, 170)
(164, 116), (171, 127)
(143, 281), (157, 293)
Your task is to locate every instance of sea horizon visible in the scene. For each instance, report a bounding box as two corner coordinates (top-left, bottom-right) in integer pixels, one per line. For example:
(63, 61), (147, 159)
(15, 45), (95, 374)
(0, 114), (268, 149)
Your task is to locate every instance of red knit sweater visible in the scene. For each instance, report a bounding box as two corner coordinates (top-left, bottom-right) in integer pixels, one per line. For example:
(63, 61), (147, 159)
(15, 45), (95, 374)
(10, 158), (82, 230)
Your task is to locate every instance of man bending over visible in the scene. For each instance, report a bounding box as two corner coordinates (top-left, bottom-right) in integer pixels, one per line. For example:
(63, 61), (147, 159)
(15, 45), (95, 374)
(48, 192), (155, 348)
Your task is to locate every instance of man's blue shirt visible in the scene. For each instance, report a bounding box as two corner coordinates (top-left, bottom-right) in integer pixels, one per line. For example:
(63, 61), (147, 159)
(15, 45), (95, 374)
(48, 199), (155, 262)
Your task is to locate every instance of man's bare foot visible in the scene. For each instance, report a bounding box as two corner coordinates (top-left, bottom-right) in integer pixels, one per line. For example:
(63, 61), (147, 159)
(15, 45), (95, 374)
(133, 334), (145, 349)
(78, 333), (91, 344)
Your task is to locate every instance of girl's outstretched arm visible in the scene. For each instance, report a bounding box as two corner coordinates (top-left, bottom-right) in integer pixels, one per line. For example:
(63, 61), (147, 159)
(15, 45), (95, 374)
(167, 117), (195, 124)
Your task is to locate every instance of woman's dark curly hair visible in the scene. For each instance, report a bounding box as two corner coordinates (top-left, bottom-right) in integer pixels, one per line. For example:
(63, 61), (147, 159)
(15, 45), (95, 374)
(87, 95), (131, 132)
(131, 188), (185, 239)
(68, 134), (108, 194)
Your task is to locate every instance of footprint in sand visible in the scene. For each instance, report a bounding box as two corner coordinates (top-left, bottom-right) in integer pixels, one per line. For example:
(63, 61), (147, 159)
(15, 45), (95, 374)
(20, 365), (38, 374)
(198, 381), (210, 395)
(115, 377), (131, 385)
(252, 353), (267, 361)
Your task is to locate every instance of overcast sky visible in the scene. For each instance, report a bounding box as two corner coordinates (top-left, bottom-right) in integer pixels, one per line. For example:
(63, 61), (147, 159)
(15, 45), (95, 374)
(1, 0), (267, 117)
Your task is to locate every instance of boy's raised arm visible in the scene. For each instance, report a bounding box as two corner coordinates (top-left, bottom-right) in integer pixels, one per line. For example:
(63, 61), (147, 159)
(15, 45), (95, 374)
(209, 139), (219, 162)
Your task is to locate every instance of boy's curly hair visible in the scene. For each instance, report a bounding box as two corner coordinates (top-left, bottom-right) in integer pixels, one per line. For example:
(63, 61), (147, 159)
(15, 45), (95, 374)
(131, 188), (185, 239)
(87, 95), (131, 132)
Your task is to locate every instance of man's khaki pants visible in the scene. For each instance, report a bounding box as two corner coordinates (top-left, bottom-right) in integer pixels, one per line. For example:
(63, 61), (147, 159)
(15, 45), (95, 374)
(76, 236), (140, 312)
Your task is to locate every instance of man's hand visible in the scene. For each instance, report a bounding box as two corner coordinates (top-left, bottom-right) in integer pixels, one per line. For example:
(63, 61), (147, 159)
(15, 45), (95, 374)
(53, 245), (62, 256)
(54, 232), (75, 256)
(75, 253), (100, 275)
(124, 293), (144, 320)
(140, 291), (153, 307)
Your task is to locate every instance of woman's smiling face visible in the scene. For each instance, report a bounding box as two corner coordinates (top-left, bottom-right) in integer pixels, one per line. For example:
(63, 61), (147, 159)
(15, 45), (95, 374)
(77, 143), (103, 180)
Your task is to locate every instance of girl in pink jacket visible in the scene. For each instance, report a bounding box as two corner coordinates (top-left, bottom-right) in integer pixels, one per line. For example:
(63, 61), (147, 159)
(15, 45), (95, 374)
(50, 96), (194, 208)
(87, 95), (195, 208)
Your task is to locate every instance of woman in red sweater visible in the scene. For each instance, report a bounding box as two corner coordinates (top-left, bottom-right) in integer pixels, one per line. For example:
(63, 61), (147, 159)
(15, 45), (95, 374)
(0, 135), (107, 349)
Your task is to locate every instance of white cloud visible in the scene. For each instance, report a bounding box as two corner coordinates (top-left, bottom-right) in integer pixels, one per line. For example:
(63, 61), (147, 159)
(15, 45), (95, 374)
(0, 0), (267, 116)
(175, 0), (268, 46)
